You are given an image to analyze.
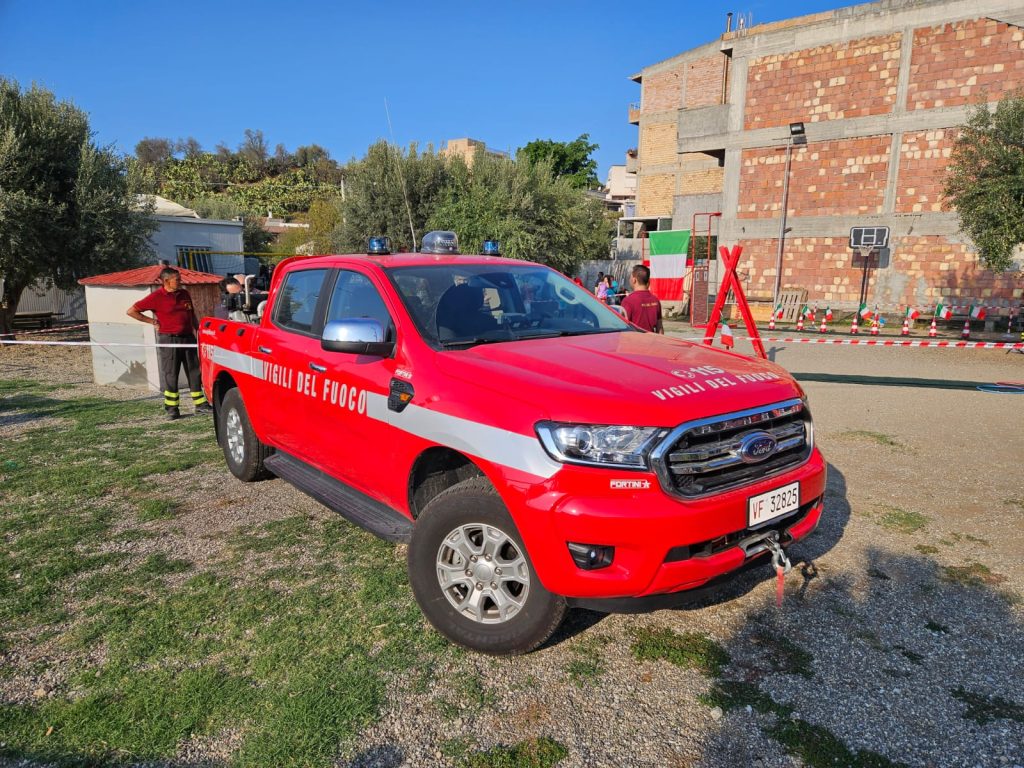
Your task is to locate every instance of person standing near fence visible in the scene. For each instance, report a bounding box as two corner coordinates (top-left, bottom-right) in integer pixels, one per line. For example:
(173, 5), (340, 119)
(126, 267), (212, 420)
(621, 264), (664, 333)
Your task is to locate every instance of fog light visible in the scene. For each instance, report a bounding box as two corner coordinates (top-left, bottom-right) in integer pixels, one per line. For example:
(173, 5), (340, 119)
(567, 542), (614, 570)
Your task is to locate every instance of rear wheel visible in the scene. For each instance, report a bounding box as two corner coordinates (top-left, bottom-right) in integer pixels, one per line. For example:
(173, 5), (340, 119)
(408, 477), (566, 654)
(217, 388), (272, 481)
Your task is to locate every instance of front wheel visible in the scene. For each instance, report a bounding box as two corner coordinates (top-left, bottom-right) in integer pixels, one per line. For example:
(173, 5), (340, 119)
(217, 388), (273, 481)
(408, 477), (566, 655)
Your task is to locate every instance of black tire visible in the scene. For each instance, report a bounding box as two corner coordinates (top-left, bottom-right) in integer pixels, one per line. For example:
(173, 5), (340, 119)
(217, 388), (273, 482)
(408, 477), (567, 655)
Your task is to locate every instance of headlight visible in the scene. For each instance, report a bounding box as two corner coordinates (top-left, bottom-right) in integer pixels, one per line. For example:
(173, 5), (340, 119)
(536, 422), (661, 469)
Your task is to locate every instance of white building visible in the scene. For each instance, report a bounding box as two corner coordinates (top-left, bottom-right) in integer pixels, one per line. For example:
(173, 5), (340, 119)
(14, 196), (244, 323)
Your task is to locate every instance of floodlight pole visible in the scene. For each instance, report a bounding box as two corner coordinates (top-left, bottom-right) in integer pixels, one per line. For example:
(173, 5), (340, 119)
(772, 139), (794, 308)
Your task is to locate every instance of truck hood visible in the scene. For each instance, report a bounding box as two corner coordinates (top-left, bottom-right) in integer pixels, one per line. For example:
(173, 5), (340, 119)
(433, 331), (803, 426)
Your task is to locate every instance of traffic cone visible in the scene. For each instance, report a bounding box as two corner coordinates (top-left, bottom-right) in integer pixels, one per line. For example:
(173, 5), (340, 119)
(870, 316), (880, 336)
(961, 318), (971, 339)
(851, 315), (859, 335)
(819, 315), (827, 333)
(928, 317), (938, 337)
(768, 315), (776, 332)
(901, 317), (910, 336)
(796, 315), (804, 333)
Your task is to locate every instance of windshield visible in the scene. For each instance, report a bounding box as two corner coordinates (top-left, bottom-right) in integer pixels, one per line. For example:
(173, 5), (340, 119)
(385, 263), (632, 348)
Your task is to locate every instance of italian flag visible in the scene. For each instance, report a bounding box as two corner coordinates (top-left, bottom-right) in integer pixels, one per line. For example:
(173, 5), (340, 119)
(824, 306), (834, 320)
(858, 303), (873, 320)
(798, 305), (808, 319)
(806, 306), (816, 321)
(719, 322), (734, 349)
(935, 303), (953, 319)
(774, 304), (784, 319)
(970, 305), (986, 320)
(905, 307), (920, 320)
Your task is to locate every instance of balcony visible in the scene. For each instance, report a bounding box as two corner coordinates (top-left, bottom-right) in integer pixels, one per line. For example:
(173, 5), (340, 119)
(677, 104), (732, 153)
(628, 102), (641, 125)
(625, 151), (639, 174)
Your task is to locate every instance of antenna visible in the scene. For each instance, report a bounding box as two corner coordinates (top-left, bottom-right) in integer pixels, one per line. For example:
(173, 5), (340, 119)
(384, 98), (418, 252)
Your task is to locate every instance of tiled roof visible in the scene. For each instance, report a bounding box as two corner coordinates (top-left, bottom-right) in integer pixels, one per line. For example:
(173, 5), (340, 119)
(78, 265), (224, 287)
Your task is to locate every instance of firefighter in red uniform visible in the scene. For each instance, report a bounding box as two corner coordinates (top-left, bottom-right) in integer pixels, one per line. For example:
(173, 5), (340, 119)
(127, 267), (212, 420)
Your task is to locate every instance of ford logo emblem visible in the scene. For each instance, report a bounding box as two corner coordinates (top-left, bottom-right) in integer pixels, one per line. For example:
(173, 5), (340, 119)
(738, 431), (778, 463)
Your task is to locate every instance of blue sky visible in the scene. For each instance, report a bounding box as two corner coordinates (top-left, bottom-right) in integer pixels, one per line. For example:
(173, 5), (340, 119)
(1, 0), (845, 179)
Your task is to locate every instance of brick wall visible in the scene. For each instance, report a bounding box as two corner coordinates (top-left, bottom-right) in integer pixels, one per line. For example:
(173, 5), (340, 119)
(908, 19), (1024, 110)
(680, 167), (724, 195)
(638, 173), (675, 216)
(895, 129), (956, 213)
(639, 122), (678, 167)
(738, 136), (891, 219)
(686, 56), (725, 108)
(736, 235), (1022, 305)
(642, 66), (685, 113)
(745, 33), (901, 129)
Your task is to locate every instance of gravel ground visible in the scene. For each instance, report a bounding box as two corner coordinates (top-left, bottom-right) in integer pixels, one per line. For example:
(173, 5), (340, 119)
(2, 326), (1023, 768)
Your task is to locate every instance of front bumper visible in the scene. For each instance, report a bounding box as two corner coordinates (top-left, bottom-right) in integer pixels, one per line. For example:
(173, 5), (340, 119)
(511, 447), (827, 600)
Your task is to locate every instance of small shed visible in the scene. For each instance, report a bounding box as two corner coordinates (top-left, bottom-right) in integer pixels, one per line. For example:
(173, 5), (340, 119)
(78, 266), (222, 391)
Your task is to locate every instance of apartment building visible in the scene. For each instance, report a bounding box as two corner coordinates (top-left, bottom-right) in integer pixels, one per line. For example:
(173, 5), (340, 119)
(629, 0), (1024, 309)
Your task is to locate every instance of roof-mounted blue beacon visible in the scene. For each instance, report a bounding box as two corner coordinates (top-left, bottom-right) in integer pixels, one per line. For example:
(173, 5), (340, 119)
(367, 236), (391, 255)
(420, 230), (459, 255)
(481, 239), (501, 256)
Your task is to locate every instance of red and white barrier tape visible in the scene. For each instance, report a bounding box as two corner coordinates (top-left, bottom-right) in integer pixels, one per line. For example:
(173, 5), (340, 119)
(0, 339), (198, 348)
(748, 336), (1023, 350)
(0, 323), (89, 338)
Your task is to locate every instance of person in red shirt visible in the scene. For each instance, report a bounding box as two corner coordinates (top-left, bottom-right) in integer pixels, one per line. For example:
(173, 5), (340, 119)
(621, 264), (664, 334)
(127, 267), (212, 420)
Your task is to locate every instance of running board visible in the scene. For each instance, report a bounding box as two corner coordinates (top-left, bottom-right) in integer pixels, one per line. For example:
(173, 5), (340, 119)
(264, 452), (413, 543)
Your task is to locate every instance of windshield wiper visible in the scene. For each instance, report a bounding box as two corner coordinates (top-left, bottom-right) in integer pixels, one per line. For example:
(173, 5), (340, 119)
(514, 328), (623, 340)
(439, 337), (511, 349)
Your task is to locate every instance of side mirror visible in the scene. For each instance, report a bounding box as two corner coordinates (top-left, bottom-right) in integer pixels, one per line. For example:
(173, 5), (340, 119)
(321, 319), (395, 356)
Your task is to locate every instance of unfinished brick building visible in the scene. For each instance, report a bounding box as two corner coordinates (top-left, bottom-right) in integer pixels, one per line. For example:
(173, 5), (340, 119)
(629, 0), (1024, 311)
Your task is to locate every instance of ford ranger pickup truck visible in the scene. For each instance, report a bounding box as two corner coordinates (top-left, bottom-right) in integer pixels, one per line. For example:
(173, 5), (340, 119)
(199, 234), (826, 654)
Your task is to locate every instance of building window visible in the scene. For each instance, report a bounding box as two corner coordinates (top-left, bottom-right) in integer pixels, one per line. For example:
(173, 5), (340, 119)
(175, 246), (213, 272)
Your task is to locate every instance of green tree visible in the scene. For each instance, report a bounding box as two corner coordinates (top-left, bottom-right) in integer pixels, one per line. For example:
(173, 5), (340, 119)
(429, 153), (611, 274)
(516, 134), (600, 190)
(0, 79), (155, 334)
(307, 198), (342, 253)
(331, 142), (454, 253)
(944, 93), (1024, 272)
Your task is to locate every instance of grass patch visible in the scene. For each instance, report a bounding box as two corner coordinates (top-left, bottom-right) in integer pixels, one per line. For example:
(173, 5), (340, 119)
(941, 562), (1007, 588)
(950, 687), (1024, 725)
(751, 628), (814, 678)
(137, 498), (179, 522)
(461, 737), (568, 768)
(914, 544), (939, 555)
(631, 627), (729, 677)
(0, 378), (453, 768)
(767, 718), (907, 768)
(839, 430), (902, 448)
(875, 506), (928, 534)
(566, 634), (610, 687)
(699, 680), (792, 717)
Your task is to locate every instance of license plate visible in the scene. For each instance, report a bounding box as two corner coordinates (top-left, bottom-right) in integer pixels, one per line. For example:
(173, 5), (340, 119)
(748, 482), (800, 527)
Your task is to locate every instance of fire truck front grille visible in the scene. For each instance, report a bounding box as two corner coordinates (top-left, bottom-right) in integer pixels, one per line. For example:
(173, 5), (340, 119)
(651, 399), (812, 499)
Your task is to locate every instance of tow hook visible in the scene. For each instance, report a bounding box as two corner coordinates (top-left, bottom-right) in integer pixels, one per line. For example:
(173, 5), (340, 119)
(763, 534), (792, 608)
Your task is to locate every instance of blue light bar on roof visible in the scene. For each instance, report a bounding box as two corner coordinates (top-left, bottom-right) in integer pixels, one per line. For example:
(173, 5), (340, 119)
(481, 239), (501, 256)
(367, 236), (391, 255)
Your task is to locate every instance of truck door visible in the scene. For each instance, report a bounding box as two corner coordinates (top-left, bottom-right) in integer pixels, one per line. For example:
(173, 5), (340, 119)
(251, 267), (331, 455)
(304, 268), (400, 502)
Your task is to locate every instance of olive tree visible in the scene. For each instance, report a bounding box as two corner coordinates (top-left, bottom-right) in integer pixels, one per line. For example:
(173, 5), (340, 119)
(944, 93), (1024, 272)
(0, 79), (155, 334)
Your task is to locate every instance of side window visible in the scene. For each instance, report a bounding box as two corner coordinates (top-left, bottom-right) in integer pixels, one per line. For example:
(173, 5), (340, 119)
(274, 269), (328, 334)
(326, 271), (394, 340)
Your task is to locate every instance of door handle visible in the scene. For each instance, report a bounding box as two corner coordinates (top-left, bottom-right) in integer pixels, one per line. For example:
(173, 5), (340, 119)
(258, 346), (273, 355)
(309, 362), (327, 373)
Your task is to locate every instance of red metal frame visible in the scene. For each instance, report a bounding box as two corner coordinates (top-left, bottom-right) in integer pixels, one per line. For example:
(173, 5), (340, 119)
(702, 244), (767, 359)
(689, 212), (722, 327)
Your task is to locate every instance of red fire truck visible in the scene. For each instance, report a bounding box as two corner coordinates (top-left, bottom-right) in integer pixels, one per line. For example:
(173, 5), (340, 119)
(199, 233), (826, 654)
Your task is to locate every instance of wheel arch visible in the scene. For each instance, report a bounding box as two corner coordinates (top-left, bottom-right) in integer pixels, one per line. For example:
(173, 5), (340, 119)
(211, 371), (237, 443)
(408, 447), (489, 520)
